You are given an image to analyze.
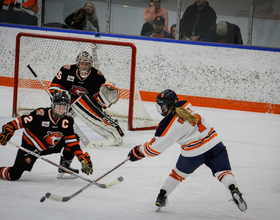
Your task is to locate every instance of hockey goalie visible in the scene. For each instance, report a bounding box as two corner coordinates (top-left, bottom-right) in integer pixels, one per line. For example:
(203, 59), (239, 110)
(49, 51), (125, 148)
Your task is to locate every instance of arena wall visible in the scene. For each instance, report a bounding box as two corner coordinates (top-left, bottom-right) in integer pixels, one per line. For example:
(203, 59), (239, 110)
(0, 24), (279, 114)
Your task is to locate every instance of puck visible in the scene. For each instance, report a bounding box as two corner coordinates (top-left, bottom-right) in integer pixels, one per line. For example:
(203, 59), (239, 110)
(40, 196), (46, 203)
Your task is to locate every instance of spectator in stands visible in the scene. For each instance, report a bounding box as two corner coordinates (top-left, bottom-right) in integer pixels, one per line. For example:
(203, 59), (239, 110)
(83, 2), (99, 32)
(141, 22), (154, 36)
(145, 16), (172, 38)
(180, 0), (216, 41)
(65, 2), (99, 32)
(203, 20), (243, 44)
(140, 1), (154, 36)
(0, 0), (38, 26)
(170, 24), (176, 39)
(170, 24), (186, 40)
(143, 0), (169, 33)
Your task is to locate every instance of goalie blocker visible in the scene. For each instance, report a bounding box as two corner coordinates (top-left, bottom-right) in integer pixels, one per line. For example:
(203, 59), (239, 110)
(71, 94), (125, 148)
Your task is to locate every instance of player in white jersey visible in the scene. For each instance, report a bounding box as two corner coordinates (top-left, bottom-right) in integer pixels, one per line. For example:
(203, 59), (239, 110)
(128, 89), (247, 212)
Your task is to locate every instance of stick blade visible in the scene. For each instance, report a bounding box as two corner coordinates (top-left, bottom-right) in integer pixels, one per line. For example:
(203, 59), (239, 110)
(105, 176), (124, 188)
(45, 192), (69, 202)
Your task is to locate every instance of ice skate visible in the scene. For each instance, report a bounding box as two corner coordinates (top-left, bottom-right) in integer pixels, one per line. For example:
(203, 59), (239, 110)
(229, 184), (247, 212)
(57, 156), (79, 179)
(155, 189), (168, 212)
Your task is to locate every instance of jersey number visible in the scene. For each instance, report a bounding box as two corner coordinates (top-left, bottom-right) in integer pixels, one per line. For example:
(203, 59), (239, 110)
(23, 116), (33, 123)
(187, 108), (206, 133)
(192, 114), (206, 132)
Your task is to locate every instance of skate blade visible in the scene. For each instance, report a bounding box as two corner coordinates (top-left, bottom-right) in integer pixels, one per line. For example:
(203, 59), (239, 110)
(233, 193), (247, 212)
(155, 206), (162, 212)
(57, 173), (78, 179)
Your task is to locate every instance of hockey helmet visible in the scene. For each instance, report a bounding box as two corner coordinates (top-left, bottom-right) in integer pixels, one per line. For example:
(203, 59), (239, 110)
(51, 90), (70, 118)
(156, 89), (178, 116)
(76, 51), (93, 78)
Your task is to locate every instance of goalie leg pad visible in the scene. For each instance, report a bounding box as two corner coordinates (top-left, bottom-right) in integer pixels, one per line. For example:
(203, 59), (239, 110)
(71, 95), (125, 146)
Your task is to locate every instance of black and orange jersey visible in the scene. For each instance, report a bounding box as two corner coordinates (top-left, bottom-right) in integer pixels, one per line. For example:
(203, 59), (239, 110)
(49, 64), (106, 104)
(8, 108), (82, 156)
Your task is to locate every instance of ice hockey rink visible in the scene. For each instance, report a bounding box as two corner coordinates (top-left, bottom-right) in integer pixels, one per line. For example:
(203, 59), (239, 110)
(0, 86), (279, 220)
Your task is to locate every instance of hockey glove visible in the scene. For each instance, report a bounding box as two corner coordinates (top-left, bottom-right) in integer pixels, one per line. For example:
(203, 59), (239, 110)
(0, 124), (15, 146)
(78, 152), (93, 175)
(128, 145), (145, 162)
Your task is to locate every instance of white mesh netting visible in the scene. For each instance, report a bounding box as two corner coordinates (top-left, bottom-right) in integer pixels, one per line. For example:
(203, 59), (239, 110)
(15, 34), (159, 129)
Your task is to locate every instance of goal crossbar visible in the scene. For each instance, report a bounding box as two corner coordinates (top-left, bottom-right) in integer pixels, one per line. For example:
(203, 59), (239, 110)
(13, 32), (157, 131)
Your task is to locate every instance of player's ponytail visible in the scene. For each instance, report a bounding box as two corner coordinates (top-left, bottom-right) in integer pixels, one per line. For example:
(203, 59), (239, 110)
(175, 107), (199, 123)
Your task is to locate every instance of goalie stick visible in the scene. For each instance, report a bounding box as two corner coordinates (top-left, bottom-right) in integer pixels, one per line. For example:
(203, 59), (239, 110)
(8, 141), (123, 190)
(45, 157), (130, 202)
(71, 94), (125, 148)
(26, 64), (90, 147)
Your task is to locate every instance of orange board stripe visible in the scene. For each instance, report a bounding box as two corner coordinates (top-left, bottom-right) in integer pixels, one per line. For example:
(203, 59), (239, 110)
(139, 91), (280, 115)
(1, 76), (279, 114)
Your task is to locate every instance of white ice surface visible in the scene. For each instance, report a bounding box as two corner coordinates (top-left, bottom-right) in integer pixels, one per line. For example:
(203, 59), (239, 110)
(0, 86), (280, 220)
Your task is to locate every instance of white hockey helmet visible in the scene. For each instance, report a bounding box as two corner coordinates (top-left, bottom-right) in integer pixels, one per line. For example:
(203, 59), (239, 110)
(76, 51), (93, 78)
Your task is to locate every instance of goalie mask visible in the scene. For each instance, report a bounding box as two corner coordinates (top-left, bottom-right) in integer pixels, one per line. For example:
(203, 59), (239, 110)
(51, 90), (71, 118)
(156, 89), (178, 116)
(76, 51), (93, 78)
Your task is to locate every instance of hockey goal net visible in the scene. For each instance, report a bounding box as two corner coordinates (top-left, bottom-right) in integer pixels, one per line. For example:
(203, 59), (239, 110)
(13, 32), (158, 131)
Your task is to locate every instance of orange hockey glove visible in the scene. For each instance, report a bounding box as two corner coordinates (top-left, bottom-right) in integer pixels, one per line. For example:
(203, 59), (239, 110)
(0, 124), (15, 146)
(77, 152), (93, 175)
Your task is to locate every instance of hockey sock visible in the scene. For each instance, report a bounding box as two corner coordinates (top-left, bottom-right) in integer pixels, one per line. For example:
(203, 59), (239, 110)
(215, 170), (237, 190)
(162, 168), (188, 196)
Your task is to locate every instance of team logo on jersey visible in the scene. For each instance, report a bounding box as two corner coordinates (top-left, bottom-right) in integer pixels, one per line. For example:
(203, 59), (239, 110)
(67, 75), (75, 82)
(63, 65), (71, 70)
(36, 109), (45, 116)
(25, 157), (32, 164)
(44, 131), (63, 147)
(42, 121), (50, 127)
(70, 85), (88, 96)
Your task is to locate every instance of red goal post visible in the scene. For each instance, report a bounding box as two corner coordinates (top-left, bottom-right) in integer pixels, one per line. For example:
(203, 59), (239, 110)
(13, 32), (158, 131)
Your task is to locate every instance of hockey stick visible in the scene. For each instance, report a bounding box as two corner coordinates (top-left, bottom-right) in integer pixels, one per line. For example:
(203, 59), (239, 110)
(45, 157), (130, 202)
(26, 64), (53, 99)
(8, 141), (123, 190)
(26, 64), (90, 147)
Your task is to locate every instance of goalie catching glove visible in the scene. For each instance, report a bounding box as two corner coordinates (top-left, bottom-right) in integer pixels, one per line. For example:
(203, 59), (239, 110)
(96, 82), (119, 109)
(128, 145), (145, 162)
(0, 124), (15, 146)
(77, 152), (93, 175)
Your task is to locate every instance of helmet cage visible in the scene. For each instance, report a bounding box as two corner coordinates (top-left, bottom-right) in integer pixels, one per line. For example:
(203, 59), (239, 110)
(156, 90), (178, 116)
(51, 90), (70, 118)
(76, 51), (93, 77)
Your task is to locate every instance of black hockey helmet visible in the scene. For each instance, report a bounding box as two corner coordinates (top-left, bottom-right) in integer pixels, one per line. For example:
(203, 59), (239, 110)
(156, 89), (178, 116)
(51, 90), (70, 118)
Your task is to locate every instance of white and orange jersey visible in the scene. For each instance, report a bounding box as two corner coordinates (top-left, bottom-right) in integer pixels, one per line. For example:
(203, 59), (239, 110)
(139, 101), (221, 158)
